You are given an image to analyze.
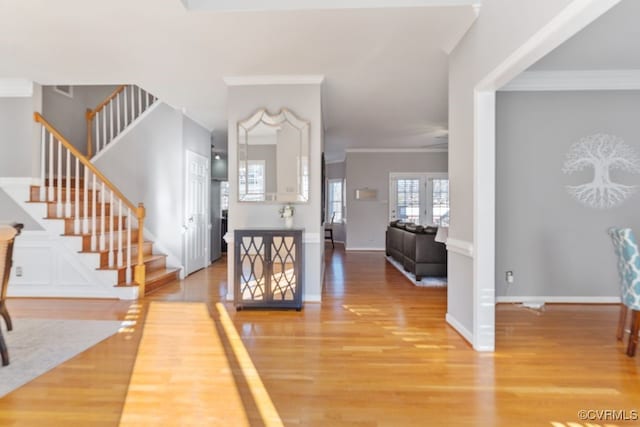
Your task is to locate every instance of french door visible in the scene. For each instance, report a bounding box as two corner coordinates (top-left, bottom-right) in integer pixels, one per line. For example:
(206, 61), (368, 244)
(389, 173), (449, 226)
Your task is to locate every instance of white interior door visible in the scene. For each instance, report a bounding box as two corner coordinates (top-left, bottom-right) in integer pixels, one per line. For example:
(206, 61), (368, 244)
(185, 150), (209, 275)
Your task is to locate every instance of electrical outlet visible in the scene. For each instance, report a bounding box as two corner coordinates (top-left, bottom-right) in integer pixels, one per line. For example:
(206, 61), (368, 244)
(15, 266), (23, 277)
(505, 270), (514, 284)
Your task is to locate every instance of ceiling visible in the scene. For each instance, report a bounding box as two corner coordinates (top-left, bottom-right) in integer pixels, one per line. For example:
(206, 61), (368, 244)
(0, 0), (479, 161)
(531, 0), (640, 71)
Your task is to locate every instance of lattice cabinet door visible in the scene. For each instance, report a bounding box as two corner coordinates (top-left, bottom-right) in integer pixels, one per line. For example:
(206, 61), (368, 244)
(234, 229), (303, 310)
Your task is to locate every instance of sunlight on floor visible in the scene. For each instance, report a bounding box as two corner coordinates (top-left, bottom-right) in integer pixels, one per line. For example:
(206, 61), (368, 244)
(119, 301), (271, 426)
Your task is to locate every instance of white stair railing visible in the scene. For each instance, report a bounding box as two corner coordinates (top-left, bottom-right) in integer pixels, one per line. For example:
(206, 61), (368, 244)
(34, 112), (148, 296)
(85, 85), (157, 158)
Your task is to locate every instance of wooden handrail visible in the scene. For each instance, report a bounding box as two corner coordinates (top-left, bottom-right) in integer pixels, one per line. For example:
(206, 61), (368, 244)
(34, 112), (140, 216)
(86, 85), (126, 120)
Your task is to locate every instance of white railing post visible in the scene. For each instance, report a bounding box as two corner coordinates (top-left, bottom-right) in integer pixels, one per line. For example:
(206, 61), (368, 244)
(83, 167), (89, 233)
(91, 172), (97, 250)
(74, 157), (80, 234)
(126, 209), (132, 283)
(65, 148), (71, 217)
(138, 86), (142, 115)
(124, 86), (129, 127)
(48, 133), (54, 202)
(100, 181), (106, 251)
(102, 109), (106, 154)
(118, 199), (124, 267)
(117, 93), (122, 133)
(110, 101), (114, 144)
(40, 127), (46, 201)
(109, 189), (115, 267)
(56, 139), (62, 217)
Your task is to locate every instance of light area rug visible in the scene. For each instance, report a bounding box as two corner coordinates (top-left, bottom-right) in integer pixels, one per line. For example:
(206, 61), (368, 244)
(0, 318), (122, 397)
(385, 256), (447, 288)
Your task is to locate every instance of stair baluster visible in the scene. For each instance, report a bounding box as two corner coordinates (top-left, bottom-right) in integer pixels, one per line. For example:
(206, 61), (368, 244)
(65, 148), (71, 217)
(48, 133), (54, 202)
(74, 157), (80, 234)
(91, 172), (97, 251)
(35, 112), (152, 297)
(40, 127), (46, 201)
(56, 140), (62, 216)
(109, 189), (115, 267)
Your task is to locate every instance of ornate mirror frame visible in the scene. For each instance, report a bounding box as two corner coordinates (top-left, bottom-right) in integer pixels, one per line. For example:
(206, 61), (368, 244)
(237, 108), (310, 203)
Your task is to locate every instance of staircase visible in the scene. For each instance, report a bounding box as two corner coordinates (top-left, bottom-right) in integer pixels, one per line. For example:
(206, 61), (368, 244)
(21, 94), (180, 298)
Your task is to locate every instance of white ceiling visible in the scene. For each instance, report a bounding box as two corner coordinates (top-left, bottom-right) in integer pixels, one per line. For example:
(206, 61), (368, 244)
(531, 0), (640, 71)
(0, 0), (479, 161)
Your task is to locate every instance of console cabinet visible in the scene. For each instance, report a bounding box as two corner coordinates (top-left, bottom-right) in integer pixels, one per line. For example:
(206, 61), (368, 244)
(234, 229), (303, 310)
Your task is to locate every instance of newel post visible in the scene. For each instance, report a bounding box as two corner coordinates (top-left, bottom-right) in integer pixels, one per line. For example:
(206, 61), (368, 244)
(134, 202), (146, 297)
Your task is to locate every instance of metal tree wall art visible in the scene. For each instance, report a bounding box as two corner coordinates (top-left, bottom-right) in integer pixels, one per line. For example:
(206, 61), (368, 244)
(562, 134), (640, 209)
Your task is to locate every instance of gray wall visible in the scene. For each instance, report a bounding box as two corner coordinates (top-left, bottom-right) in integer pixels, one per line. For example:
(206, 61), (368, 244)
(325, 161), (346, 244)
(0, 94), (40, 177)
(93, 103), (212, 267)
(496, 90), (640, 298)
(42, 85), (118, 155)
(345, 151), (448, 250)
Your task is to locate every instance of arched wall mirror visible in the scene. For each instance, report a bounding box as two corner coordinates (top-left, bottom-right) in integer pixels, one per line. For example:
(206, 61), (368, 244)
(237, 108), (310, 203)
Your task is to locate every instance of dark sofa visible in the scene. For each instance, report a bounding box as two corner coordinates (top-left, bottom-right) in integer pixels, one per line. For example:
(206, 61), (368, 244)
(385, 222), (447, 279)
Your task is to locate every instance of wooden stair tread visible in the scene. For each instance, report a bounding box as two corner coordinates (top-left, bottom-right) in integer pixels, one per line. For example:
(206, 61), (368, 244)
(98, 254), (167, 271)
(80, 241), (153, 254)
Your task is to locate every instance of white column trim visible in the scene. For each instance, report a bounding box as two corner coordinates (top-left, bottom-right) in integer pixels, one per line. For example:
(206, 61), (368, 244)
(501, 69), (640, 92)
(446, 238), (474, 258)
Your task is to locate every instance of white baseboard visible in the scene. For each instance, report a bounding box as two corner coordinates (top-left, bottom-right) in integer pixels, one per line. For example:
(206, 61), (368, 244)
(496, 296), (621, 304)
(446, 312), (473, 345)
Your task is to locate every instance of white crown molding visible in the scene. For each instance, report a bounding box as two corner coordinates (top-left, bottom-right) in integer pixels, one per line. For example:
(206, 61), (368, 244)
(184, 0), (480, 12)
(446, 238), (474, 258)
(345, 148), (448, 153)
(223, 75), (325, 87)
(0, 79), (33, 97)
(501, 70), (640, 92)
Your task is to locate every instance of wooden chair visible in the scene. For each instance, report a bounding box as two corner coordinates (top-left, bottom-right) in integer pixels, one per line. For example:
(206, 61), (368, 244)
(608, 227), (640, 357)
(0, 223), (22, 366)
(324, 212), (335, 249)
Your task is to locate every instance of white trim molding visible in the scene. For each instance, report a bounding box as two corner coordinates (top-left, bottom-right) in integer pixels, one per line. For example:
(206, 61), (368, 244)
(345, 148), (448, 154)
(0, 177), (41, 186)
(446, 238), (473, 258)
(446, 313), (473, 345)
(224, 75), (325, 86)
(501, 70), (640, 92)
(497, 296), (621, 304)
(0, 78), (33, 97)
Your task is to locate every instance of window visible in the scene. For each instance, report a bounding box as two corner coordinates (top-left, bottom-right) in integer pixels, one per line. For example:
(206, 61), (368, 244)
(431, 178), (449, 226)
(389, 173), (449, 226)
(239, 160), (265, 201)
(395, 179), (421, 224)
(220, 181), (229, 211)
(327, 179), (344, 223)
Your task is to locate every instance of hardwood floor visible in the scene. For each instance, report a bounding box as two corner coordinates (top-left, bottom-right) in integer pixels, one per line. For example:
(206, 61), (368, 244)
(0, 247), (639, 426)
